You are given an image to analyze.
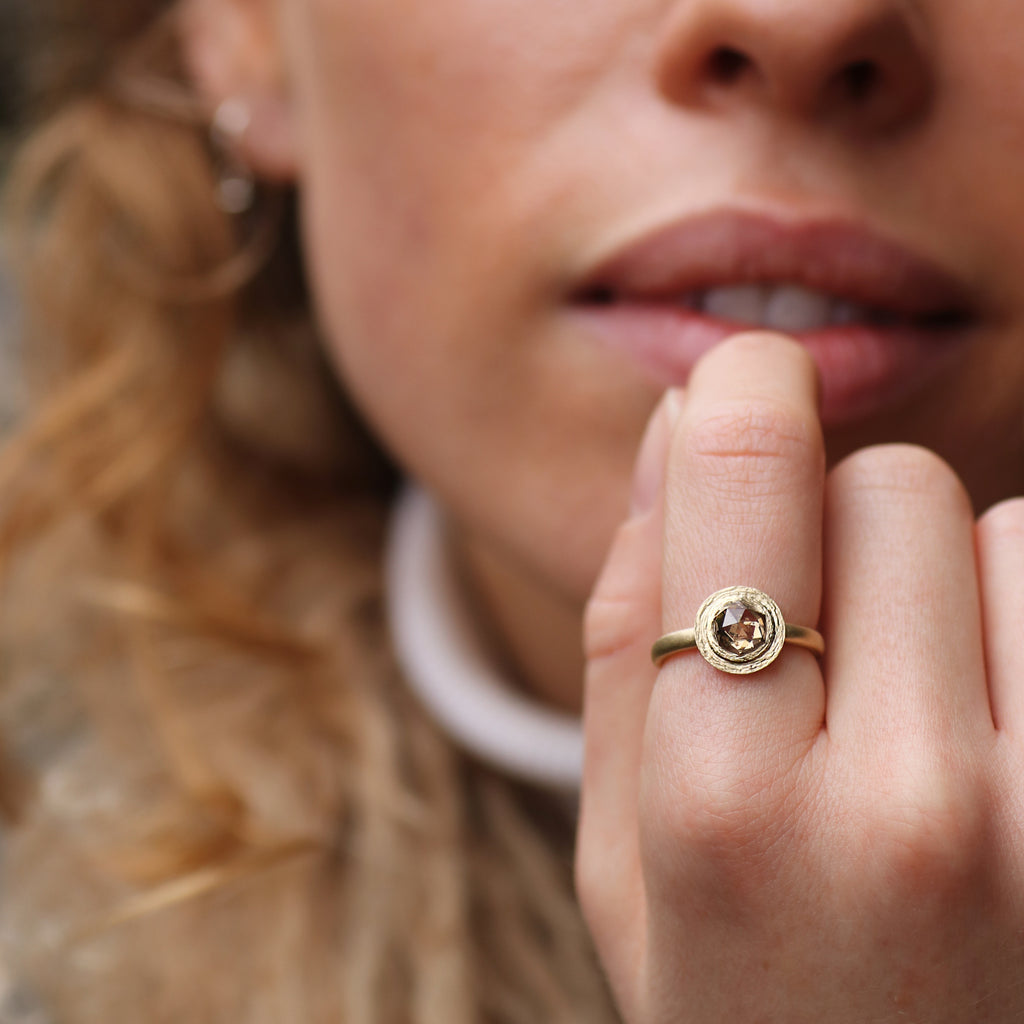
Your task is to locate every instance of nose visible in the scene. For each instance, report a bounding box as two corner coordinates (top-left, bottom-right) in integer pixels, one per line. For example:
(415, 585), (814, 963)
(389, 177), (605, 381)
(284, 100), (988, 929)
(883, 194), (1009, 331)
(655, 0), (933, 133)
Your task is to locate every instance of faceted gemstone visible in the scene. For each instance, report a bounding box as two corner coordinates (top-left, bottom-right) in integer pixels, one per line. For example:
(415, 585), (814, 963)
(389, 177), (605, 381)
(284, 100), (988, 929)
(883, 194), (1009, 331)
(714, 603), (766, 654)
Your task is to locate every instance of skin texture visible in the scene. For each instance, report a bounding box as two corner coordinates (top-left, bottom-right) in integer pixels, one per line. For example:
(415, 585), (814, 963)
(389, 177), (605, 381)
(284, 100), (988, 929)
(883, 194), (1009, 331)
(179, 0), (1024, 710)
(581, 334), (1024, 1020)
(179, 0), (1024, 1018)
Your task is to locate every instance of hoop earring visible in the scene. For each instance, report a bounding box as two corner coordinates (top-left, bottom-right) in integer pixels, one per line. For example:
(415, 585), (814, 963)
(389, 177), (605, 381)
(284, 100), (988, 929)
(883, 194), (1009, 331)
(211, 98), (256, 214)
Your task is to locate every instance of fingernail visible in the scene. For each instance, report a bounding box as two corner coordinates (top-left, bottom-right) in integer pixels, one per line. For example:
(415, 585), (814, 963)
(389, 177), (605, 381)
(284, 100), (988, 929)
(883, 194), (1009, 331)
(629, 388), (682, 517)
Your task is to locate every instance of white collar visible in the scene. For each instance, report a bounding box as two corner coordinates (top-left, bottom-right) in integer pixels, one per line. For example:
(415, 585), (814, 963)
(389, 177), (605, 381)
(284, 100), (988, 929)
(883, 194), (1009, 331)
(385, 483), (583, 792)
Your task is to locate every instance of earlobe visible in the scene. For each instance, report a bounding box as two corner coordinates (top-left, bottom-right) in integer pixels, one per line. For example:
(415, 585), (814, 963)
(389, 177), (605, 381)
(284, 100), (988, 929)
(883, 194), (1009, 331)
(177, 0), (298, 182)
(231, 84), (299, 183)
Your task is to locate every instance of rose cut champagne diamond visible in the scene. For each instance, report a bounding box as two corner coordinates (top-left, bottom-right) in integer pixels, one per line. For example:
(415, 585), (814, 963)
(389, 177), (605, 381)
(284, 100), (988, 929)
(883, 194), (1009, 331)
(714, 603), (767, 654)
(692, 586), (786, 674)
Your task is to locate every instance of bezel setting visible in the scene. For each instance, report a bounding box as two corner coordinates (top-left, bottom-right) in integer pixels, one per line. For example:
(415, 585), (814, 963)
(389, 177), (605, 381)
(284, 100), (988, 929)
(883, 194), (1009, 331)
(693, 586), (786, 675)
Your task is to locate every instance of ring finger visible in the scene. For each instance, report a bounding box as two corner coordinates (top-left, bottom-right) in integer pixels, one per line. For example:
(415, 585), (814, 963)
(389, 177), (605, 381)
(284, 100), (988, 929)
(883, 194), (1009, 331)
(647, 331), (827, 813)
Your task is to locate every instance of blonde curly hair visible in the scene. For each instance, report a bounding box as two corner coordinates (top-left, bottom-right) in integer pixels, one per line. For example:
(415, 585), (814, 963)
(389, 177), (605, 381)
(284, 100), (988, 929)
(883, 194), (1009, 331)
(0, 5), (616, 1021)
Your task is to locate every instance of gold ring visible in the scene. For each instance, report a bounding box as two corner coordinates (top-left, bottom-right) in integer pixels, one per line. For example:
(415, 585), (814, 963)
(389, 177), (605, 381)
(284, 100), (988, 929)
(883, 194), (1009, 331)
(651, 585), (824, 675)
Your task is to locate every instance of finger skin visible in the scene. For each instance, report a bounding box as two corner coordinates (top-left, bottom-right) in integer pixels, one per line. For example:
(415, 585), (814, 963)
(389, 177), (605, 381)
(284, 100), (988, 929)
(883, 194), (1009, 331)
(976, 497), (1024, 735)
(578, 388), (679, 1013)
(645, 332), (826, 852)
(823, 444), (991, 749)
(579, 335), (1023, 1024)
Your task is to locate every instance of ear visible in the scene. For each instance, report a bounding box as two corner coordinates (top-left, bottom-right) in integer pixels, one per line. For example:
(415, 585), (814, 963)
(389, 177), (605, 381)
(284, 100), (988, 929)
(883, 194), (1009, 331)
(177, 0), (298, 181)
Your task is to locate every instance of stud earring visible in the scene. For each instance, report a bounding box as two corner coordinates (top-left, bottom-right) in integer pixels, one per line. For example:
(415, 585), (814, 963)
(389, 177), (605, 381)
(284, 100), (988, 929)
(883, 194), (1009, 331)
(211, 98), (256, 214)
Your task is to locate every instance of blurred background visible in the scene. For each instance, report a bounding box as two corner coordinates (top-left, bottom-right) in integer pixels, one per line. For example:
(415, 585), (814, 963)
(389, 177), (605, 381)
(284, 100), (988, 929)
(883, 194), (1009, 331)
(0, 0), (28, 430)
(0, 0), (25, 167)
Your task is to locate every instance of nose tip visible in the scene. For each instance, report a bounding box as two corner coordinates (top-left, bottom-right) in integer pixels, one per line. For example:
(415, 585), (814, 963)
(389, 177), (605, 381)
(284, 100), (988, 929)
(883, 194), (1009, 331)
(656, 0), (933, 133)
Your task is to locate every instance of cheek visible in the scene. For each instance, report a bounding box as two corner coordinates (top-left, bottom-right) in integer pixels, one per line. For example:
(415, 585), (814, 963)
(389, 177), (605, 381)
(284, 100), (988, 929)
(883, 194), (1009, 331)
(278, 2), (641, 437)
(272, 1), (663, 598)
(283, 5), (517, 411)
(279, 0), (648, 371)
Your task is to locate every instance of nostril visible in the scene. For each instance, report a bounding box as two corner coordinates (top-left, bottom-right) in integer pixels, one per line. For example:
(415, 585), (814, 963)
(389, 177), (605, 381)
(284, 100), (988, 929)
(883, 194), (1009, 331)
(656, 7), (932, 133)
(706, 47), (752, 86)
(839, 59), (881, 102)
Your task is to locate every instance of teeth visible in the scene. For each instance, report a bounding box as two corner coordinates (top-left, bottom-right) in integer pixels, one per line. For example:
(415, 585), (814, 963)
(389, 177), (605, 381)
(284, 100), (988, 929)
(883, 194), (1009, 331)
(764, 285), (834, 332)
(830, 300), (865, 326)
(694, 284), (878, 331)
(702, 285), (769, 325)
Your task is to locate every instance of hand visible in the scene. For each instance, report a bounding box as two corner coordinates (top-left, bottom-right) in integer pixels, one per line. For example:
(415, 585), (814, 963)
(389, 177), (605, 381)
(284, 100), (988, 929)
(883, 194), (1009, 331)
(578, 332), (1024, 1023)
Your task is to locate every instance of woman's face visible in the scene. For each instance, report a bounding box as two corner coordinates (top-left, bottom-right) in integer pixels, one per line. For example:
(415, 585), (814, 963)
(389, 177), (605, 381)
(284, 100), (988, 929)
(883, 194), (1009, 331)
(267, 0), (1024, 674)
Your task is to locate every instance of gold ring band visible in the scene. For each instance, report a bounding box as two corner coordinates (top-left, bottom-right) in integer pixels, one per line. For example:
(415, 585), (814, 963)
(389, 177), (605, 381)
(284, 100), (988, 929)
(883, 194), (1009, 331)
(651, 623), (825, 665)
(651, 586), (824, 675)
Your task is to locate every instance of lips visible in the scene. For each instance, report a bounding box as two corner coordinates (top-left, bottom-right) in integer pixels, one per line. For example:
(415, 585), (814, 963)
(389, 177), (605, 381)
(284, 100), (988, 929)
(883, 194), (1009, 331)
(569, 211), (979, 424)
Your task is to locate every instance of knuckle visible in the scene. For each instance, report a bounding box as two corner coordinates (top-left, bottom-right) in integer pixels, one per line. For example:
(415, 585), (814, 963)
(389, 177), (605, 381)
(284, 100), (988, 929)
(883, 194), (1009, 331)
(830, 444), (970, 513)
(644, 727), (808, 889)
(864, 764), (990, 897)
(682, 399), (821, 500)
(686, 398), (817, 464)
(671, 778), (772, 856)
(582, 517), (650, 662)
(649, 796), (795, 908)
(582, 589), (647, 664)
